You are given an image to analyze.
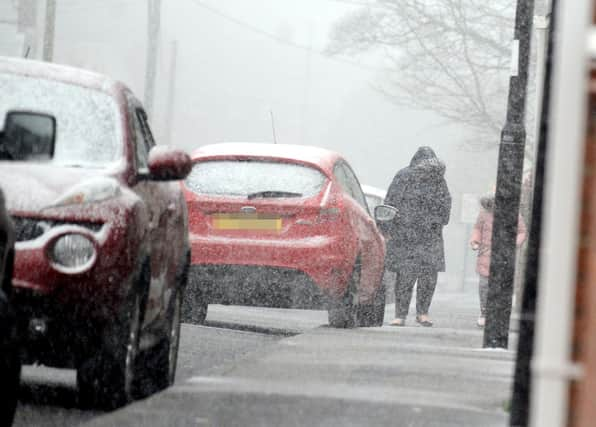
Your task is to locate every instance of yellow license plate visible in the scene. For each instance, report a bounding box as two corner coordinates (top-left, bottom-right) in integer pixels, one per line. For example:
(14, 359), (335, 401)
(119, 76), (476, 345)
(212, 214), (282, 231)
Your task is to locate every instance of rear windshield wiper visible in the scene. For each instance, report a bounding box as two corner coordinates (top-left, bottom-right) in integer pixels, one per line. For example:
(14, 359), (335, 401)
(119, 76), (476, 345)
(247, 191), (303, 200)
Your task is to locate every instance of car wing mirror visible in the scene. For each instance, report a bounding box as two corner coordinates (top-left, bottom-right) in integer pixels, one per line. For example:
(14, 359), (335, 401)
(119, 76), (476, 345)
(1, 111), (56, 161)
(374, 204), (398, 222)
(147, 146), (192, 181)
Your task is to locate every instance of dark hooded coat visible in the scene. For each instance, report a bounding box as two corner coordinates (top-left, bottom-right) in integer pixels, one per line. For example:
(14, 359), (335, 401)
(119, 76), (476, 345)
(384, 147), (452, 272)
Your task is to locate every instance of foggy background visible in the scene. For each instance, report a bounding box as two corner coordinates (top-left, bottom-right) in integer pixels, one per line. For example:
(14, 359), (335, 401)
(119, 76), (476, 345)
(1, 0), (515, 290)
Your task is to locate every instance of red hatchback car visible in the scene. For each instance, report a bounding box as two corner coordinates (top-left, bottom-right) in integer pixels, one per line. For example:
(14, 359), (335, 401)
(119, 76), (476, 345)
(0, 58), (191, 408)
(182, 143), (388, 328)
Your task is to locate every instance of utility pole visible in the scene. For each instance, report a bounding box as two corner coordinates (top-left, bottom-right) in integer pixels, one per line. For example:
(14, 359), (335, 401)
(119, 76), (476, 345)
(301, 21), (314, 145)
(41, 0), (55, 61)
(145, 0), (162, 121)
(163, 40), (178, 146)
(17, 0), (54, 61)
(484, 0), (535, 349)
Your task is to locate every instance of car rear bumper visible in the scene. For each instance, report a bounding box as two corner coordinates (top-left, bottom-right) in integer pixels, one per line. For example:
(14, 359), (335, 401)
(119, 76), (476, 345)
(189, 234), (355, 301)
(186, 265), (332, 309)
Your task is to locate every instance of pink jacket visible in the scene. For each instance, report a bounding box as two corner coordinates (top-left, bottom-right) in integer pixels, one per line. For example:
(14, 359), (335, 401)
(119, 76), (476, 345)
(469, 209), (527, 277)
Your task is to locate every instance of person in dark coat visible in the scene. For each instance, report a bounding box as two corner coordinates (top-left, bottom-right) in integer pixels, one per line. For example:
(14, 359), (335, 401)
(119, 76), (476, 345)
(384, 147), (451, 327)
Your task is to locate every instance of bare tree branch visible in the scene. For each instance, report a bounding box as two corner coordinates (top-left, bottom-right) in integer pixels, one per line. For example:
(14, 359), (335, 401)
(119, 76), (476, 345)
(327, 0), (515, 148)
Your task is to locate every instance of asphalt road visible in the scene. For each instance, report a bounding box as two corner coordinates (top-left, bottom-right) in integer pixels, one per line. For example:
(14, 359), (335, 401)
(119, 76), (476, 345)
(13, 305), (315, 427)
(12, 291), (515, 427)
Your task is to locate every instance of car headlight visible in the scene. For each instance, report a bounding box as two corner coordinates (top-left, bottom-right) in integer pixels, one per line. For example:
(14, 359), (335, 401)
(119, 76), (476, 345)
(50, 234), (96, 270)
(52, 177), (121, 207)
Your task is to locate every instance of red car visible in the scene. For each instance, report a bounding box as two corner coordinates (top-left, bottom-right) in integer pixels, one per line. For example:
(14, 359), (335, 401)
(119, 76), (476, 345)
(0, 58), (191, 409)
(182, 143), (387, 328)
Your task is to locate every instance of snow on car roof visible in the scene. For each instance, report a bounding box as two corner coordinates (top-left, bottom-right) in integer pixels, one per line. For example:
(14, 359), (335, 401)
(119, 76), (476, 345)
(0, 56), (124, 95)
(191, 143), (343, 173)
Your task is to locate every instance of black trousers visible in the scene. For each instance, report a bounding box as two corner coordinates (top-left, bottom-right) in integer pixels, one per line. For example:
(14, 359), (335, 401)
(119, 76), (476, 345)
(394, 268), (438, 318)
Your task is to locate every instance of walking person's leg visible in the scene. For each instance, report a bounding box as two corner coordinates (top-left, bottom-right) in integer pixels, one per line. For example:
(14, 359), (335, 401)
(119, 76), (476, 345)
(392, 268), (417, 325)
(415, 269), (438, 326)
(477, 275), (489, 327)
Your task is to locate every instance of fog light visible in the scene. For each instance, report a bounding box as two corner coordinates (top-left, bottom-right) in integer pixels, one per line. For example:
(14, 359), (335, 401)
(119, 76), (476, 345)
(29, 318), (48, 336)
(50, 234), (96, 270)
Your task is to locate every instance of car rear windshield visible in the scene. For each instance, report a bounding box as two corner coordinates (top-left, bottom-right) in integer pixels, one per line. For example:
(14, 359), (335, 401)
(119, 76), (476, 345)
(0, 73), (122, 167)
(185, 160), (327, 198)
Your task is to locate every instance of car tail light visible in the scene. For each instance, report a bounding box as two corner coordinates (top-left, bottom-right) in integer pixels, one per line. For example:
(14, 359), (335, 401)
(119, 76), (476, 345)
(318, 207), (341, 221)
(316, 181), (343, 223)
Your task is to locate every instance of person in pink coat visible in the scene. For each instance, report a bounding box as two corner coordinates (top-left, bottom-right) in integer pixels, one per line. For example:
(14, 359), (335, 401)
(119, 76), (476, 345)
(469, 194), (527, 327)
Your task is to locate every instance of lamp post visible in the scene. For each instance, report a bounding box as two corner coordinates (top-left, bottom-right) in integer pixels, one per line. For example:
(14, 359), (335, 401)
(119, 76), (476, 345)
(484, 0), (535, 350)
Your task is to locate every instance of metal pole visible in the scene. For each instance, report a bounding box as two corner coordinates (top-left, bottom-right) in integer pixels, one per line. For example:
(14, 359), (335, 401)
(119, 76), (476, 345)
(144, 0), (162, 121)
(42, 0), (55, 62)
(484, 0), (535, 349)
(509, 1), (554, 424)
(164, 40), (178, 146)
(301, 22), (313, 145)
(533, 12), (550, 144)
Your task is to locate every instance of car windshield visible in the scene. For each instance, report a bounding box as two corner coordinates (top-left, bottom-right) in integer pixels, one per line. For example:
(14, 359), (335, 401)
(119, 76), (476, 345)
(0, 73), (121, 167)
(185, 160), (327, 198)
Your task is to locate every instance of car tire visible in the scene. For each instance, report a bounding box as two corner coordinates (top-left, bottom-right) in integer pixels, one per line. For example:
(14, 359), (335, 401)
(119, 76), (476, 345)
(136, 286), (183, 397)
(356, 271), (386, 327)
(328, 259), (361, 328)
(77, 288), (143, 410)
(181, 278), (208, 325)
(371, 278), (386, 326)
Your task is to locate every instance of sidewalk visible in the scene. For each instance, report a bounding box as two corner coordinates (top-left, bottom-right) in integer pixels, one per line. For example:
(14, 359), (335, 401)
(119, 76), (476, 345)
(87, 290), (515, 426)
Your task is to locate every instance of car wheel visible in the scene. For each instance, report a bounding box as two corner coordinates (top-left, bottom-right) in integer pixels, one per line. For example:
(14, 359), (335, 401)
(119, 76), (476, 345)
(370, 279), (386, 326)
(356, 272), (386, 327)
(77, 289), (143, 410)
(165, 289), (183, 385)
(181, 280), (208, 325)
(138, 286), (183, 396)
(328, 259), (361, 328)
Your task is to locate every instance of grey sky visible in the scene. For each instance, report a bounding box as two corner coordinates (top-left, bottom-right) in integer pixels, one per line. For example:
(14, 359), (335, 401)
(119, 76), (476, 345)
(156, 0), (483, 191)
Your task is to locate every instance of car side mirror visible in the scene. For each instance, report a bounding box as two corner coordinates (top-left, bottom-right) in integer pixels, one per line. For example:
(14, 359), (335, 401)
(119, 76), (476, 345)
(374, 205), (398, 222)
(1, 111), (56, 161)
(147, 146), (192, 181)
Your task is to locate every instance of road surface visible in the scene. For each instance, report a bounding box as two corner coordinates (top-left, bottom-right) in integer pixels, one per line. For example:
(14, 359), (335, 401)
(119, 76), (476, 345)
(14, 291), (515, 427)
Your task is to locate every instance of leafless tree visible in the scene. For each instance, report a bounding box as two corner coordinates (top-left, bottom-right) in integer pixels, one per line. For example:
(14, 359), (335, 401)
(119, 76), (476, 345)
(327, 0), (517, 149)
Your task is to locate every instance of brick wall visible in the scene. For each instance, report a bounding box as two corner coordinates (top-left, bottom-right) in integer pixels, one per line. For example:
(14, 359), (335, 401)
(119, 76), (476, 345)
(569, 67), (596, 427)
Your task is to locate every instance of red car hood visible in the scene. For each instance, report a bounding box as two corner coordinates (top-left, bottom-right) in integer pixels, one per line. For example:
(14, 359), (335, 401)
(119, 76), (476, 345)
(0, 163), (103, 214)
